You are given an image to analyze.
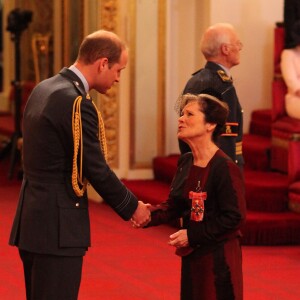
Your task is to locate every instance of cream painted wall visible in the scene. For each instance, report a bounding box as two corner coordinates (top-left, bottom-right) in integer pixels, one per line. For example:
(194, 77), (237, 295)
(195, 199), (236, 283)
(165, 0), (284, 154)
(165, 0), (200, 154)
(209, 0), (284, 134)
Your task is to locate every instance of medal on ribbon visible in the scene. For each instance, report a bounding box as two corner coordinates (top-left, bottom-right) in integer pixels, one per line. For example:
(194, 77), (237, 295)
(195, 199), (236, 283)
(189, 181), (207, 222)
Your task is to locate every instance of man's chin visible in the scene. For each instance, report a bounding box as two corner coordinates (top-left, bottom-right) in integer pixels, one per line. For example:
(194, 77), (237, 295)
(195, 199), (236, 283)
(96, 87), (108, 94)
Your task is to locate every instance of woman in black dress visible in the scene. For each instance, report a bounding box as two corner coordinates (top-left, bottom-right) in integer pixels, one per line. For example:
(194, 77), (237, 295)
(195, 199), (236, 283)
(145, 93), (246, 300)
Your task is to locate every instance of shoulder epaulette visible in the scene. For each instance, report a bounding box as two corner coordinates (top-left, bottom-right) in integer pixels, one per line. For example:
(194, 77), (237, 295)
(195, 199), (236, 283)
(217, 70), (232, 82)
(72, 80), (88, 97)
(192, 68), (204, 76)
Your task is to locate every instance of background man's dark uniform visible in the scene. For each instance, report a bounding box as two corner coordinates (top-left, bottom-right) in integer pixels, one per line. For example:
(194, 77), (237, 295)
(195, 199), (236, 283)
(179, 61), (244, 168)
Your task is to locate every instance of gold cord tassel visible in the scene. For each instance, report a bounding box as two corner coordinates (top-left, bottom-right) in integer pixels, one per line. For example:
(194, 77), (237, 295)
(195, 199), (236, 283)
(91, 101), (108, 161)
(72, 96), (108, 196)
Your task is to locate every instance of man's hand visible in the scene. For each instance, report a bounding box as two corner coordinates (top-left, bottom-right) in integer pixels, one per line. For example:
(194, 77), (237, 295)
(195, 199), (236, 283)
(131, 201), (151, 228)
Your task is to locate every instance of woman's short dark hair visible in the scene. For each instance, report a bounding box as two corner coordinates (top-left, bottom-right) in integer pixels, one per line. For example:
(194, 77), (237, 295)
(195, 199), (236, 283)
(77, 30), (126, 67)
(180, 93), (229, 142)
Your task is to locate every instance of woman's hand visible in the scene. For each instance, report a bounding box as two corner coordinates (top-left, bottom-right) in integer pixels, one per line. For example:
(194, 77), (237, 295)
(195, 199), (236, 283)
(168, 229), (189, 248)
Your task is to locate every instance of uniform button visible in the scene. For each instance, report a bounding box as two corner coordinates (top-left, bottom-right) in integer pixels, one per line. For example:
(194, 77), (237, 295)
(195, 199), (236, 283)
(76, 203), (80, 207)
(235, 160), (238, 164)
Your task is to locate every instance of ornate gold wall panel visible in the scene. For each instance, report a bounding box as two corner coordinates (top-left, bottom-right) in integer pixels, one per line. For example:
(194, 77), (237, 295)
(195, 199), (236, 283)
(32, 33), (51, 83)
(62, 0), (84, 67)
(9, 0), (165, 170)
(14, 0), (54, 82)
(99, 0), (119, 167)
(157, 0), (166, 156)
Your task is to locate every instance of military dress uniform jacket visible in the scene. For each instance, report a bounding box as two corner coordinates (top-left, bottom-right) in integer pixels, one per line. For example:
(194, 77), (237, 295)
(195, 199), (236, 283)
(284, 0), (300, 48)
(181, 61), (244, 167)
(9, 68), (138, 256)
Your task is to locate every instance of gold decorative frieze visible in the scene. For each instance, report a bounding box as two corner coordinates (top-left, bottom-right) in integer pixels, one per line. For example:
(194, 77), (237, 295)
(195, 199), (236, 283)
(99, 0), (119, 167)
(32, 33), (51, 83)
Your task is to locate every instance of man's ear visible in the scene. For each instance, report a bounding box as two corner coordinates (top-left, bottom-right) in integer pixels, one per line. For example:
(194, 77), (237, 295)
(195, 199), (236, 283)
(220, 43), (229, 55)
(98, 57), (109, 71)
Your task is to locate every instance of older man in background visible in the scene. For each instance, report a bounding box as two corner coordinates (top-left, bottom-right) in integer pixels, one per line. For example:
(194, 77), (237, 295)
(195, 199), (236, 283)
(179, 23), (244, 169)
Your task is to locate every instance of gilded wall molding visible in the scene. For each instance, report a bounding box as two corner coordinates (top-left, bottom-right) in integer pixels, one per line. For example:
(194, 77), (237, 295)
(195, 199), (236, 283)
(157, 0), (166, 156)
(99, 0), (119, 167)
(62, 0), (84, 67)
(14, 0), (54, 82)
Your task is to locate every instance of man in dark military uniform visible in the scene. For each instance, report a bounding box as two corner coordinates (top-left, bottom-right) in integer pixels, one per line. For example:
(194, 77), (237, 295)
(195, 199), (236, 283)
(9, 30), (151, 300)
(179, 23), (244, 168)
(284, 0), (300, 49)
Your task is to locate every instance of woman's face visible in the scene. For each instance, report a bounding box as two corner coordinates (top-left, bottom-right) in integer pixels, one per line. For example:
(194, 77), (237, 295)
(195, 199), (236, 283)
(178, 101), (210, 141)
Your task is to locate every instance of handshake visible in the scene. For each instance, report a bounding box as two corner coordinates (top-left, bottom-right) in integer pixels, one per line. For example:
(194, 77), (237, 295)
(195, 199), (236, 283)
(130, 200), (156, 228)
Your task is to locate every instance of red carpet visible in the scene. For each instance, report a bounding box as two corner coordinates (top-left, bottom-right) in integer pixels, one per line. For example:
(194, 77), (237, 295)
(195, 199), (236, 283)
(0, 167), (300, 299)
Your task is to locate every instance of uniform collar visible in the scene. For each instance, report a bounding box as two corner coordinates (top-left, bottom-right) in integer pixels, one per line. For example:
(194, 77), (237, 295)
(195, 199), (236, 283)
(69, 65), (89, 93)
(216, 63), (231, 77)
